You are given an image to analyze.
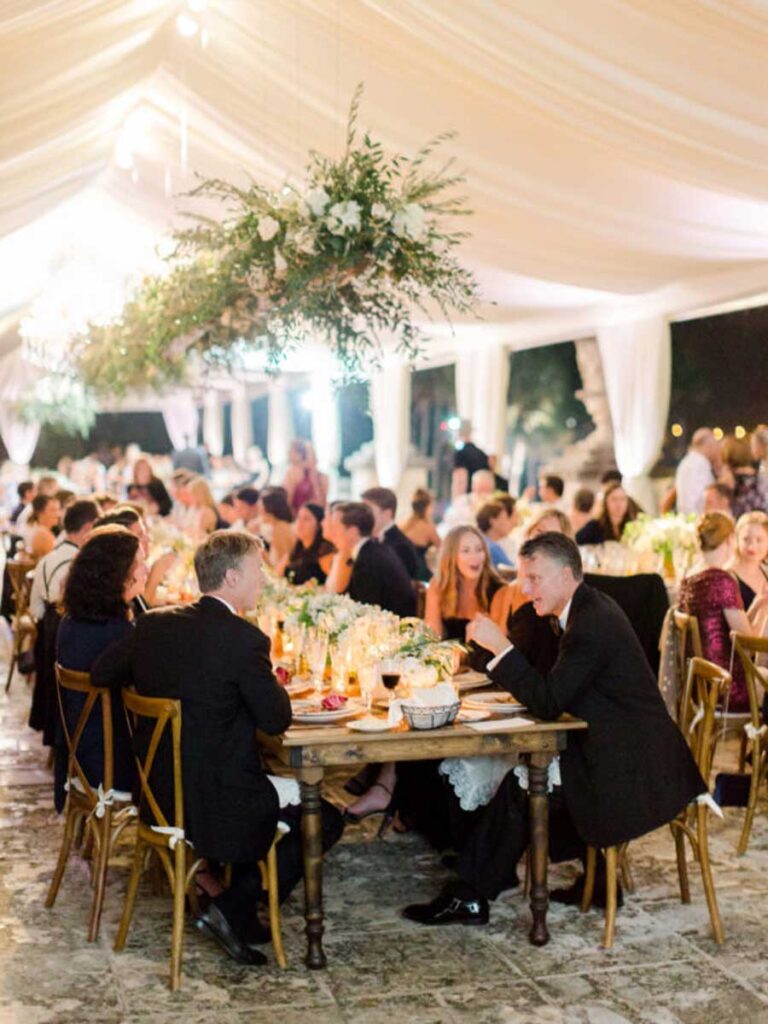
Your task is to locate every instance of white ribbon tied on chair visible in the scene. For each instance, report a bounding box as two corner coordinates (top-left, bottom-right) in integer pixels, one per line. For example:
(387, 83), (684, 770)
(744, 723), (768, 741)
(150, 826), (191, 850)
(688, 704), (705, 735)
(90, 785), (133, 820)
(696, 793), (724, 819)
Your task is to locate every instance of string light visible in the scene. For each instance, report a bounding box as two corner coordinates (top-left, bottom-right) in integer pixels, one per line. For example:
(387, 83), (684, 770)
(713, 427), (724, 440)
(735, 425), (746, 439)
(671, 423), (683, 437)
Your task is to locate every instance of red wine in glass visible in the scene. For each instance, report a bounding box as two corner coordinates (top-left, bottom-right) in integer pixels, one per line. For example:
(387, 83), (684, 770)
(381, 672), (401, 691)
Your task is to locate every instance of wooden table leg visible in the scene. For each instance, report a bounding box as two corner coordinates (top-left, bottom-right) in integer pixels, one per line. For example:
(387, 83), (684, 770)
(528, 752), (552, 947)
(299, 766), (326, 969)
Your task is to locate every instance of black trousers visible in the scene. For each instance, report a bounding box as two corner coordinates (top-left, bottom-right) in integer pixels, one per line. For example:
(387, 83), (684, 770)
(457, 771), (584, 901)
(214, 799), (344, 937)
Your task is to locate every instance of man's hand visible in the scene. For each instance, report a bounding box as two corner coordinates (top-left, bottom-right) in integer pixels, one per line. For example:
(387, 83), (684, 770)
(466, 615), (509, 656)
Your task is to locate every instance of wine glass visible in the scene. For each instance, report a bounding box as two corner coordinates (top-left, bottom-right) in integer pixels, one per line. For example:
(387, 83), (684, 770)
(306, 633), (328, 694)
(378, 658), (402, 702)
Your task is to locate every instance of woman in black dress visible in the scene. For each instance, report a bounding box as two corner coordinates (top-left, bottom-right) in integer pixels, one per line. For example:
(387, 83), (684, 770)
(54, 526), (147, 811)
(280, 502), (335, 585)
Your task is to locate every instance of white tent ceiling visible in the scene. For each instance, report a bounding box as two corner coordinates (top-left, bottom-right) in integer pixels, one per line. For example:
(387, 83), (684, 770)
(3, 0), (768, 370)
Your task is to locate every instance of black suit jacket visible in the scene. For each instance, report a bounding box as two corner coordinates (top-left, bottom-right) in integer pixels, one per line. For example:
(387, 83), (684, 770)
(91, 596), (291, 864)
(489, 583), (704, 847)
(347, 539), (416, 617)
(381, 524), (420, 580)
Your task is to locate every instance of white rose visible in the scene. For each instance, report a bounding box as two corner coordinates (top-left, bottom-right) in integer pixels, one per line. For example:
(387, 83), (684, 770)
(304, 188), (330, 217)
(327, 200), (361, 235)
(274, 249), (288, 275)
(257, 215), (280, 242)
(293, 228), (316, 255)
(371, 202), (390, 221)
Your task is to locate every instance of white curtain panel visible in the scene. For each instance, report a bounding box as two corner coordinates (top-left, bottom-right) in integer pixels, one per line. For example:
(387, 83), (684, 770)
(371, 359), (411, 489)
(455, 345), (510, 459)
(597, 317), (671, 513)
(267, 378), (291, 476)
(0, 408), (39, 466)
(161, 392), (199, 451)
(310, 374), (340, 475)
(230, 382), (253, 466)
(202, 389), (224, 458)
(5, 1), (768, 314)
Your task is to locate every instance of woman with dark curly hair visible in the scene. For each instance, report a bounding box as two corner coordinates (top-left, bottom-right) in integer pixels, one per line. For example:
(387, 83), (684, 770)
(53, 526), (147, 811)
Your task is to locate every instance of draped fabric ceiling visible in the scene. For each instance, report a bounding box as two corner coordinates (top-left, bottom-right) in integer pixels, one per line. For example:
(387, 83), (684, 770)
(3, 0), (768, 373)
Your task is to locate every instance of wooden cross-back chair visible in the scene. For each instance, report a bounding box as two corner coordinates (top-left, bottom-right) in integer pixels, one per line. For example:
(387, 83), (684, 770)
(581, 656), (728, 949)
(730, 633), (768, 855)
(114, 692), (287, 991)
(673, 610), (702, 724)
(5, 557), (37, 691)
(45, 666), (136, 941)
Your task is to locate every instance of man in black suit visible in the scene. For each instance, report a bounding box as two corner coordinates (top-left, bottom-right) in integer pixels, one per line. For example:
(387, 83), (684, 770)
(338, 503), (416, 617)
(403, 532), (705, 926)
(361, 486), (420, 580)
(92, 531), (343, 964)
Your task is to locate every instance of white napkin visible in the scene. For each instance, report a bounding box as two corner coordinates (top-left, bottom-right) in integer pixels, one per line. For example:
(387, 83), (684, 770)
(388, 682), (458, 727)
(466, 716), (535, 732)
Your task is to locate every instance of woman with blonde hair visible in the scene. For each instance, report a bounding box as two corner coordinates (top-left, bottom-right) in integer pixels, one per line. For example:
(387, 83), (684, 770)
(727, 511), (768, 612)
(680, 512), (768, 710)
(425, 524), (504, 642)
(186, 476), (226, 535)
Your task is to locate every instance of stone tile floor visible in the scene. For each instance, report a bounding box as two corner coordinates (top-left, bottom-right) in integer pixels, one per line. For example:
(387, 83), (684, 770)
(2, 672), (768, 1023)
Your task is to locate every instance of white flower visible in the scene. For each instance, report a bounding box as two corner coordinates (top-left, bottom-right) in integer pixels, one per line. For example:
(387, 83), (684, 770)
(273, 249), (288, 275)
(371, 202), (390, 221)
(392, 202), (426, 241)
(257, 215), (280, 242)
(293, 228), (316, 255)
(326, 200), (361, 236)
(304, 188), (330, 217)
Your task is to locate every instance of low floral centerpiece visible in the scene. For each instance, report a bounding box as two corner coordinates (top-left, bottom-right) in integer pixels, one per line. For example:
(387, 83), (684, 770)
(622, 513), (698, 578)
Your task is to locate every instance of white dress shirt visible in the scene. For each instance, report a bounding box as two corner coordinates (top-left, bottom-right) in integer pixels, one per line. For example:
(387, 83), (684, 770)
(675, 449), (715, 516)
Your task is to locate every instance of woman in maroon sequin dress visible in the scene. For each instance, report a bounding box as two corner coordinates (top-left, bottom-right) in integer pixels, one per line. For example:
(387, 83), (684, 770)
(680, 512), (768, 711)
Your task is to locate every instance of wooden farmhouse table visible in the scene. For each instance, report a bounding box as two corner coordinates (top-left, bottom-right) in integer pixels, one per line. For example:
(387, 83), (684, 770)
(261, 713), (587, 969)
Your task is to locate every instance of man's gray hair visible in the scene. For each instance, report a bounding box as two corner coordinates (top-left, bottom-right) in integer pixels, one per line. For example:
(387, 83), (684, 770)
(519, 532), (583, 580)
(194, 530), (262, 592)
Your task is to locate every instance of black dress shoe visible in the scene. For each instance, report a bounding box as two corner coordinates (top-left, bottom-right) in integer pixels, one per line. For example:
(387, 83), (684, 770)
(195, 904), (267, 965)
(242, 918), (272, 949)
(550, 875), (624, 910)
(402, 887), (489, 926)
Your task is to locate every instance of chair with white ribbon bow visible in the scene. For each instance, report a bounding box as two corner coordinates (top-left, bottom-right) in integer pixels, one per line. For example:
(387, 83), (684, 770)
(581, 656), (728, 949)
(114, 692), (286, 992)
(731, 633), (768, 855)
(45, 665), (136, 941)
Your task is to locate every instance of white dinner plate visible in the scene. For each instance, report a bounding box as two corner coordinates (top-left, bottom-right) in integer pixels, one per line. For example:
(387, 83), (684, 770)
(462, 693), (526, 716)
(456, 707), (491, 722)
(346, 716), (392, 733)
(291, 699), (362, 725)
(452, 670), (491, 692)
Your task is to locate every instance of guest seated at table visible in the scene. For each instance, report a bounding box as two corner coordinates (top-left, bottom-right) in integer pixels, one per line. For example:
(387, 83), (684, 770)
(54, 526), (146, 812)
(400, 488), (441, 581)
(703, 482), (734, 515)
(257, 488), (295, 567)
(361, 486), (420, 579)
(26, 494), (62, 559)
(680, 512), (768, 711)
(188, 476), (228, 534)
(96, 506), (175, 611)
(279, 502), (335, 585)
(29, 499), (101, 749)
(15, 476), (58, 542)
(492, 510), (573, 623)
(538, 474), (565, 509)
(218, 493), (240, 527)
(403, 533), (706, 926)
(728, 511), (768, 611)
(569, 487), (595, 538)
(476, 502), (514, 569)
(233, 486), (261, 531)
(92, 530), (344, 966)
(9, 480), (35, 527)
(329, 503), (416, 617)
(575, 482), (637, 545)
